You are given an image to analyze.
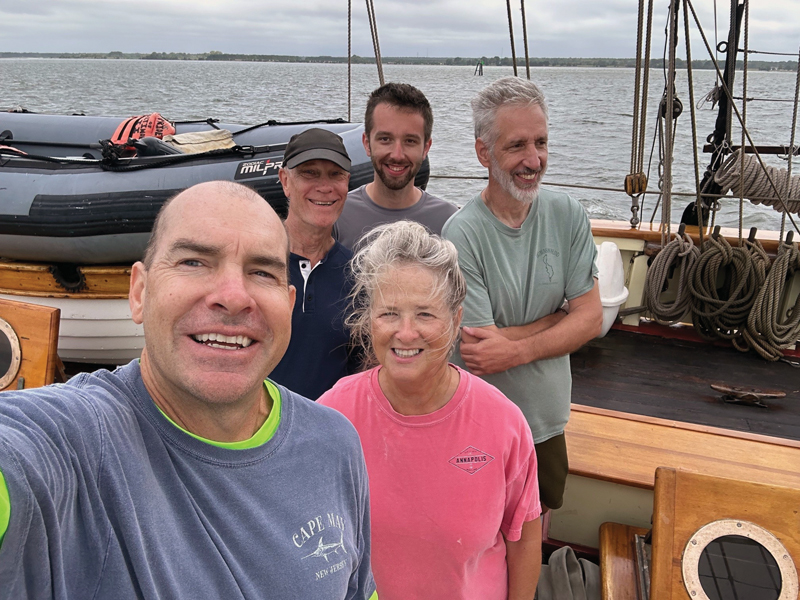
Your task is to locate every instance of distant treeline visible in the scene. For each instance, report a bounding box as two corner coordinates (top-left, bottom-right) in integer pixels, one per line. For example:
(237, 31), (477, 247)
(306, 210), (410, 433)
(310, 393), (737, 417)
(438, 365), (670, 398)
(0, 51), (795, 71)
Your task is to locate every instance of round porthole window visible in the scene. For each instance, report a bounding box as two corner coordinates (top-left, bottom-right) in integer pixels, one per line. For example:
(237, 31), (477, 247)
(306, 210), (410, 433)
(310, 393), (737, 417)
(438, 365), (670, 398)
(682, 519), (798, 600)
(0, 317), (21, 390)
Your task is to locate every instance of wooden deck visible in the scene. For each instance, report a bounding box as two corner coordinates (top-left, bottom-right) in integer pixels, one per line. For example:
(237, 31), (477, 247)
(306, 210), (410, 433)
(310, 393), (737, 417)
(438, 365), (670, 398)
(570, 327), (800, 441)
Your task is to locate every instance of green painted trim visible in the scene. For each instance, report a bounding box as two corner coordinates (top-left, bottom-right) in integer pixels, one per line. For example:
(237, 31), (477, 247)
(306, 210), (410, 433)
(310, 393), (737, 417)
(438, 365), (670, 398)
(0, 467), (9, 547)
(157, 380), (282, 449)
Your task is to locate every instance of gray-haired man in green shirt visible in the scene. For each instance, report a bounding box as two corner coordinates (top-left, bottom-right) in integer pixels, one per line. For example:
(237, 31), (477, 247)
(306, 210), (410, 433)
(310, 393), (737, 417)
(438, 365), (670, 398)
(443, 77), (603, 512)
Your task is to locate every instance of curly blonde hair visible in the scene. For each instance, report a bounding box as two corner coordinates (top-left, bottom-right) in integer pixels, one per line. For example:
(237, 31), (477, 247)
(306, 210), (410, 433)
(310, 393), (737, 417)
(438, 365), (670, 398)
(347, 220), (466, 367)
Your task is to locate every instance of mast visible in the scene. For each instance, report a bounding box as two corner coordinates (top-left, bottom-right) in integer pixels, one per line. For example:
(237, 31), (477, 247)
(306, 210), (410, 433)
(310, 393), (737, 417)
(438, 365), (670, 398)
(686, 0), (745, 226)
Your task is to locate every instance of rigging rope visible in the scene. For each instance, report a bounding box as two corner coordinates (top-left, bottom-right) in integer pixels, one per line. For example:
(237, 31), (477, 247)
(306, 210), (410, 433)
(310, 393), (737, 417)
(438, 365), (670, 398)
(732, 234), (771, 352)
(744, 239), (800, 361)
(685, 0), (800, 235)
(365, 0), (385, 86)
(683, 0), (704, 243)
(739, 0), (750, 244)
(625, 0), (651, 228)
(715, 150), (800, 214)
(520, 0), (531, 80)
(348, 0), (352, 121)
(687, 233), (760, 345)
(660, 0), (681, 244)
(506, 0), (518, 77)
(786, 46), (800, 218)
(644, 229), (700, 324)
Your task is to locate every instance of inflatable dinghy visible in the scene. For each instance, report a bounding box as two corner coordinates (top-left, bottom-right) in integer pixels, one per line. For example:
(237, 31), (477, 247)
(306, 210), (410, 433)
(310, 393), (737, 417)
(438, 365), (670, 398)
(0, 111), (429, 264)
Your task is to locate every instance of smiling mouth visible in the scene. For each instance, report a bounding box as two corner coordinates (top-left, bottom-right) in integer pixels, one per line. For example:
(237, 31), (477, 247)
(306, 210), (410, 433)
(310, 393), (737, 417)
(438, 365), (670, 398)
(515, 171), (540, 184)
(192, 333), (253, 350)
(393, 348), (421, 358)
(310, 199), (336, 206)
(385, 163), (409, 174)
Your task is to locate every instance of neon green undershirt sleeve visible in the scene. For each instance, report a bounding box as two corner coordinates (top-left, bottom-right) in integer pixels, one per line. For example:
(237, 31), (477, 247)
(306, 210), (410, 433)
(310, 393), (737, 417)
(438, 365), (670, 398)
(369, 591), (379, 600)
(0, 468), (9, 547)
(157, 380), (282, 449)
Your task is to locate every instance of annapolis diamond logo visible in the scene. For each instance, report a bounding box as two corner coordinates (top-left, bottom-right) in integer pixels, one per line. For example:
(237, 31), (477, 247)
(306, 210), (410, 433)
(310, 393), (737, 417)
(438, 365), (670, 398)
(449, 446), (494, 475)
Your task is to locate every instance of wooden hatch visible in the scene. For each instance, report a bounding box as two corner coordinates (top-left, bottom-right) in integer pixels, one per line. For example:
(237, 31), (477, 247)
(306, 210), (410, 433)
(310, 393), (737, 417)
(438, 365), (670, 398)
(0, 297), (61, 390)
(650, 467), (800, 600)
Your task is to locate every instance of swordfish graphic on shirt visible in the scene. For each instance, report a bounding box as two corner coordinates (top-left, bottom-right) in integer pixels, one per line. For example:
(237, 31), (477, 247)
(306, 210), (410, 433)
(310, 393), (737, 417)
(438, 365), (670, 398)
(302, 530), (347, 562)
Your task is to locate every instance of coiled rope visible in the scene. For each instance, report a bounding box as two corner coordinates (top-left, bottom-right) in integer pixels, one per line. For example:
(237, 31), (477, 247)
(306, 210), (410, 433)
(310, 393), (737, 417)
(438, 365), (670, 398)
(732, 235), (771, 352)
(715, 149), (800, 214)
(744, 240), (800, 362)
(688, 234), (760, 345)
(645, 229), (699, 324)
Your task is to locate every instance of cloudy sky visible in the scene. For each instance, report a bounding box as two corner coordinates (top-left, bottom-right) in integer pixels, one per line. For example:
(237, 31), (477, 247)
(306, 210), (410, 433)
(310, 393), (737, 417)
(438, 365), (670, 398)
(0, 0), (797, 59)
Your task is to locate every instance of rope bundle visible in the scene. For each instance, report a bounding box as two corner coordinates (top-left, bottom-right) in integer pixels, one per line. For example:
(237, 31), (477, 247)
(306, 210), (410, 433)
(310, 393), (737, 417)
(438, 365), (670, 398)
(715, 149), (800, 214)
(744, 241), (800, 361)
(644, 233), (800, 360)
(644, 231), (699, 324)
(688, 236), (761, 345)
(732, 237), (771, 352)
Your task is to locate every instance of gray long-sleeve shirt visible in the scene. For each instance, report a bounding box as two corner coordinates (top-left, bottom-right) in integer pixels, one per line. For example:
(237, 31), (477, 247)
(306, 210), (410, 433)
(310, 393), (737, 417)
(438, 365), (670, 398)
(0, 361), (376, 600)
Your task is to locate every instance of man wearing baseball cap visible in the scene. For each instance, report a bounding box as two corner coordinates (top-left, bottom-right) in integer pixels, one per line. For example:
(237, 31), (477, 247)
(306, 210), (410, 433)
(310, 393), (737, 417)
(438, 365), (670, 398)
(270, 128), (360, 399)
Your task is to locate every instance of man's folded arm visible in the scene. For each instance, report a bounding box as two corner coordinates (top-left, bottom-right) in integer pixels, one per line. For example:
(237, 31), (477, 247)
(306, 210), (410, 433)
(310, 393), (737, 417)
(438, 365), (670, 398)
(460, 280), (602, 375)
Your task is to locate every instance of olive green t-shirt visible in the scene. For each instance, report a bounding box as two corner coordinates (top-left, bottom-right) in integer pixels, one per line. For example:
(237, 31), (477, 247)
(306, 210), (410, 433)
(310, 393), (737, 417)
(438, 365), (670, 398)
(442, 188), (597, 442)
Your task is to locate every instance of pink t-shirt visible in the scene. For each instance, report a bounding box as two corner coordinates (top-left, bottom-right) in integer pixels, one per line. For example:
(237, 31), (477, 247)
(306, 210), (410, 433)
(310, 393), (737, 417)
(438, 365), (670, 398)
(318, 365), (540, 600)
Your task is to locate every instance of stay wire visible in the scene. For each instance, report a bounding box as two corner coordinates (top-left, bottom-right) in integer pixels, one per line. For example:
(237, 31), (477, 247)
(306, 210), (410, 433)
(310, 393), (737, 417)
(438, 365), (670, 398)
(348, 0), (352, 122)
(683, 0), (704, 244)
(506, 0), (518, 77)
(520, 0), (531, 80)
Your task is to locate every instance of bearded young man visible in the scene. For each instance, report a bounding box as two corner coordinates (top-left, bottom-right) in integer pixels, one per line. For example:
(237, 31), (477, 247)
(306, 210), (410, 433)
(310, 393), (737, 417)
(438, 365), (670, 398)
(442, 77), (603, 513)
(334, 82), (457, 250)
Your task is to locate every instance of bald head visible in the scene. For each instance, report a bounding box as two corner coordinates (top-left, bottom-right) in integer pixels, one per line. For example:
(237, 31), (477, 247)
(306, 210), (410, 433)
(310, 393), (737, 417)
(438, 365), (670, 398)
(142, 181), (289, 273)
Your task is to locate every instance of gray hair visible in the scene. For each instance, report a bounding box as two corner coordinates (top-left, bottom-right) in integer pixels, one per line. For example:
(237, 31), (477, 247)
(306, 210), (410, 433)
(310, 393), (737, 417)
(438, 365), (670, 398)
(472, 76), (548, 149)
(347, 220), (466, 367)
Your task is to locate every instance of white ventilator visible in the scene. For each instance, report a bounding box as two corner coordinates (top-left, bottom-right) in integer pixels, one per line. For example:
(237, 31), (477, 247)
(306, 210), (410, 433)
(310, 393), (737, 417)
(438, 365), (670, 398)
(595, 242), (629, 338)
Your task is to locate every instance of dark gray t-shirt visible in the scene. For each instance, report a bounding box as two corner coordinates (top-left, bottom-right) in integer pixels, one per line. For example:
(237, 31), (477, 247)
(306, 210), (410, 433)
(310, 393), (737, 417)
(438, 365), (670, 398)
(0, 361), (376, 600)
(334, 184), (458, 250)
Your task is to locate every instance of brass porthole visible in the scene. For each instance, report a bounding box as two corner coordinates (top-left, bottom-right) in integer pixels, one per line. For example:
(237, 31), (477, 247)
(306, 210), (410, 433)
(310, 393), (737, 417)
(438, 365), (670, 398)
(0, 317), (21, 390)
(682, 519), (798, 600)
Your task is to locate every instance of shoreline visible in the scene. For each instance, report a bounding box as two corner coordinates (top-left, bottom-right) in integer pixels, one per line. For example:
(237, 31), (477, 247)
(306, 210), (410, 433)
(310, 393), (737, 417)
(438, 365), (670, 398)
(0, 53), (796, 71)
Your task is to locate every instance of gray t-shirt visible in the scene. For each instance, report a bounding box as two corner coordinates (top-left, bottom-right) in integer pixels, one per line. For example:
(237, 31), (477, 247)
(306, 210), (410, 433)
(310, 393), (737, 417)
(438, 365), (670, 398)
(0, 361), (376, 600)
(442, 188), (597, 442)
(334, 184), (458, 250)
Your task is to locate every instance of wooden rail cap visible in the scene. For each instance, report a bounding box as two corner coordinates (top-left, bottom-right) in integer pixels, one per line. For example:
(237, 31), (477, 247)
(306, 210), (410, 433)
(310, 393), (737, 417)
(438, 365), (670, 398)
(565, 404), (800, 490)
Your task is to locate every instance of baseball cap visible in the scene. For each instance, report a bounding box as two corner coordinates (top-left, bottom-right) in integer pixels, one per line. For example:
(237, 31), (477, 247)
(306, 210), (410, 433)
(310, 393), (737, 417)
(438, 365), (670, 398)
(282, 128), (351, 171)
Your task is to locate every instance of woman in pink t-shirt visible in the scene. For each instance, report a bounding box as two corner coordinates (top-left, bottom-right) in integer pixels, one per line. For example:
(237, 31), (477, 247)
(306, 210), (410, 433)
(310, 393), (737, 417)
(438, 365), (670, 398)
(318, 221), (541, 600)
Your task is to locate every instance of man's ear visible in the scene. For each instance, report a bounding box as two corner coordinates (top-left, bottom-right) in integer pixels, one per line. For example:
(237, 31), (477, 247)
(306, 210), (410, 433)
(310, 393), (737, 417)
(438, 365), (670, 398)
(129, 261), (147, 325)
(362, 131), (371, 157)
(422, 137), (432, 160)
(278, 167), (290, 196)
(475, 138), (492, 169)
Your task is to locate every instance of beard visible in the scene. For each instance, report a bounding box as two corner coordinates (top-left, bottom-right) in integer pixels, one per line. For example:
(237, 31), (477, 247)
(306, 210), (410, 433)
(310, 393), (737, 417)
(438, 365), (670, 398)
(370, 151), (423, 191)
(489, 152), (545, 205)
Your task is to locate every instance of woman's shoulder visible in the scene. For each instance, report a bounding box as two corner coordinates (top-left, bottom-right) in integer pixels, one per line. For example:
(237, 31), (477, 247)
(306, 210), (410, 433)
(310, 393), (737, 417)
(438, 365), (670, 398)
(317, 368), (377, 409)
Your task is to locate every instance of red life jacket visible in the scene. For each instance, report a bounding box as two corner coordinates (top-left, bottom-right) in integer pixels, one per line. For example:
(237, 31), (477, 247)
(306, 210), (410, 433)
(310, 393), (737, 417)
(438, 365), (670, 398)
(110, 113), (176, 150)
